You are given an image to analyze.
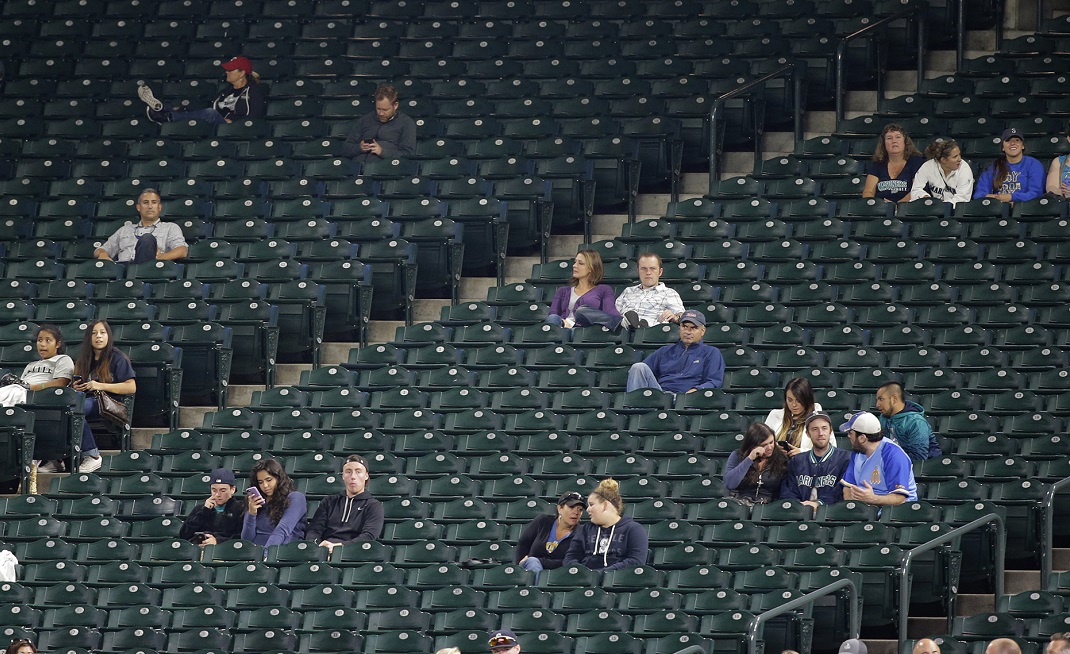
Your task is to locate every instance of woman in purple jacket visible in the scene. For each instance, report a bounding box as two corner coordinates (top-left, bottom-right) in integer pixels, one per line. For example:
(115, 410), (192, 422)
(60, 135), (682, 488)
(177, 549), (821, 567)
(242, 458), (306, 547)
(546, 249), (619, 329)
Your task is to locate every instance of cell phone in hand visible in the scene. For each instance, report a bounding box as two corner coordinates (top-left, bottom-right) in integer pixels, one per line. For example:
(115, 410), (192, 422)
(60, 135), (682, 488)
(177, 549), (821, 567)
(362, 139), (374, 144)
(246, 486), (264, 503)
(777, 441), (792, 450)
(71, 375), (83, 383)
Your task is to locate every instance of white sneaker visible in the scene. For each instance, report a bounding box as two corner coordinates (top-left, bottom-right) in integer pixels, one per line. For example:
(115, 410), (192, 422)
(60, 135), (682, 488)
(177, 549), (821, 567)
(138, 85), (163, 111)
(77, 456), (102, 473)
(38, 460), (64, 473)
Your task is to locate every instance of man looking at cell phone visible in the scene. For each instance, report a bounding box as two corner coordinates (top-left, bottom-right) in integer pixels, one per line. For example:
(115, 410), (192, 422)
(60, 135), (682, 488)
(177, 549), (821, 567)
(838, 411), (918, 506)
(179, 468), (245, 546)
(341, 84), (417, 162)
(305, 455), (385, 553)
(780, 411), (851, 511)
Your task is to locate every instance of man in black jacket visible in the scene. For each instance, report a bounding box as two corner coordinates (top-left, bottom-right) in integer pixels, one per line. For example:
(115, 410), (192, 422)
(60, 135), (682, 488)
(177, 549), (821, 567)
(341, 84), (417, 161)
(179, 468), (245, 546)
(306, 454), (385, 553)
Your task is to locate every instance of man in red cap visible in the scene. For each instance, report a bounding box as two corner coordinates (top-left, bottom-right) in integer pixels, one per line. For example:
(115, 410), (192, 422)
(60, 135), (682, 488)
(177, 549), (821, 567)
(138, 56), (266, 125)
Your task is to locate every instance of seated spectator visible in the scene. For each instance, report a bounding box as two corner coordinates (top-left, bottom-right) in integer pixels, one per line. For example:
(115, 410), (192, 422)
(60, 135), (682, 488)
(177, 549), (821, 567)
(68, 320), (136, 473)
(723, 422), (789, 506)
(563, 478), (648, 570)
(5, 639), (37, 654)
(1045, 121), (1070, 198)
(179, 468), (245, 546)
(909, 138), (974, 205)
(515, 491), (586, 578)
(1047, 633), (1069, 654)
(94, 189), (188, 264)
(545, 250), (618, 329)
(913, 639), (941, 654)
(862, 123), (925, 203)
(342, 84), (417, 161)
(242, 458), (307, 547)
(972, 127), (1045, 202)
(764, 377), (833, 455)
(488, 630), (521, 654)
(839, 411), (918, 505)
(139, 56), (266, 124)
(875, 382), (941, 461)
(986, 640), (1022, 654)
(626, 310), (724, 394)
(780, 411), (851, 510)
(575, 252), (684, 330)
(305, 454), (384, 553)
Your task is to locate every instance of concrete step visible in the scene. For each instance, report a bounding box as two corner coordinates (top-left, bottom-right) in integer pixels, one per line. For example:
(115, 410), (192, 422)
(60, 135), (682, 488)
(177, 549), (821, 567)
(680, 174), (711, 196)
(762, 131), (797, 156)
(888, 70), (919, 93)
(1005, 569), (1042, 594)
(549, 234), (587, 258)
(847, 90), (879, 112)
(867, 640), (896, 654)
(226, 385), (260, 407)
(908, 616), (947, 639)
(593, 213), (632, 234)
(958, 594), (995, 616)
(414, 298), (451, 323)
(506, 256), (540, 281)
(179, 405), (215, 430)
(637, 194), (674, 215)
(274, 363), (309, 387)
(722, 151), (754, 177)
(1054, 547), (1070, 571)
(320, 342), (359, 367)
(460, 277), (497, 301)
(368, 320), (404, 344)
(806, 111), (838, 135)
(130, 427), (160, 451)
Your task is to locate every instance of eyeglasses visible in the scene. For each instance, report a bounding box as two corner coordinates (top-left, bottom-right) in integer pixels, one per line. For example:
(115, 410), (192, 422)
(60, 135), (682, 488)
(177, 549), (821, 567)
(489, 637), (516, 648)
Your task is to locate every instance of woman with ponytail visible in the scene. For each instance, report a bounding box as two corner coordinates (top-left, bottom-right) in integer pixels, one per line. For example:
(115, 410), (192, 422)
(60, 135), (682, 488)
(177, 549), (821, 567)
(563, 478), (649, 571)
(972, 127), (1045, 202)
(909, 138), (974, 205)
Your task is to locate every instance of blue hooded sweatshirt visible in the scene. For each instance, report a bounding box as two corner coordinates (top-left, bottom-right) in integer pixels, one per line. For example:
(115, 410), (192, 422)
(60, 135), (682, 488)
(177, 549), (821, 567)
(563, 515), (649, 571)
(879, 400), (942, 461)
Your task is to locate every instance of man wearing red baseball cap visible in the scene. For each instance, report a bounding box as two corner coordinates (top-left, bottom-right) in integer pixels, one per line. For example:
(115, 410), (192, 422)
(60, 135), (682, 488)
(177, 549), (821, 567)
(138, 56), (267, 125)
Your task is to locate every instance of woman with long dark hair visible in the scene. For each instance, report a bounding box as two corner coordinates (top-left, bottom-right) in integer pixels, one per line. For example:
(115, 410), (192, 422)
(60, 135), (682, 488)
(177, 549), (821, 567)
(546, 249), (619, 329)
(861, 123), (925, 203)
(972, 127), (1045, 202)
(242, 458), (307, 547)
(71, 320), (136, 473)
(763, 377), (831, 455)
(5, 639), (38, 654)
(723, 423), (789, 505)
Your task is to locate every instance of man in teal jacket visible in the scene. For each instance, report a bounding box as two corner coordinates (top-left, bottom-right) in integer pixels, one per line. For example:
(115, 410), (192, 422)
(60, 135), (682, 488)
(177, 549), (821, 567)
(876, 382), (942, 461)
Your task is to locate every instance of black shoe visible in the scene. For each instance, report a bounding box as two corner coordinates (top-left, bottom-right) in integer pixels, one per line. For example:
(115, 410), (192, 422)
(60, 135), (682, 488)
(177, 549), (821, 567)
(622, 310), (640, 330)
(638, 319), (650, 328)
(145, 106), (172, 124)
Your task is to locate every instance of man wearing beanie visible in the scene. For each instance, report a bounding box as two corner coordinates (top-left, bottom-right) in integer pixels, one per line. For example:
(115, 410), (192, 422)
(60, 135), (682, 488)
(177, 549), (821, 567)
(306, 454), (385, 553)
(838, 411), (918, 505)
(179, 468), (246, 546)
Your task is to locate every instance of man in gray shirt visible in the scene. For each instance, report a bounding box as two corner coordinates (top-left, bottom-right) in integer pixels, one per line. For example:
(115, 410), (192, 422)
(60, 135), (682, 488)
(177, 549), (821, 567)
(341, 84), (417, 162)
(95, 188), (188, 264)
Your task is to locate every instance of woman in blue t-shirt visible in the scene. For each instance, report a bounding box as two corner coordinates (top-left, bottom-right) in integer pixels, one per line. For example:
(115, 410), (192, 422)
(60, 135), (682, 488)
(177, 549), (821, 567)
(973, 127), (1045, 202)
(70, 320), (136, 473)
(861, 123), (925, 203)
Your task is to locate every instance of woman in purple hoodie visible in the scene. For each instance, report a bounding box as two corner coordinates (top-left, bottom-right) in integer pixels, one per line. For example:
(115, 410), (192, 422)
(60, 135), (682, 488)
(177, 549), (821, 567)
(546, 249), (619, 329)
(242, 458), (306, 547)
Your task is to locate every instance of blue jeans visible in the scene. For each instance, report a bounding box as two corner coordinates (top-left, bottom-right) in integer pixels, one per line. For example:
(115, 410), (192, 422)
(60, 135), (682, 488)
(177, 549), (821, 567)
(573, 306), (622, 330)
(81, 396), (100, 458)
(627, 362), (664, 393)
(520, 556), (544, 583)
(170, 108), (227, 124)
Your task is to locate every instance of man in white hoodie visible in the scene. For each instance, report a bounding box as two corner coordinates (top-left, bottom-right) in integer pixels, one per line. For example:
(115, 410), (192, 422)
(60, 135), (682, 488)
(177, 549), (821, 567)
(305, 455), (384, 553)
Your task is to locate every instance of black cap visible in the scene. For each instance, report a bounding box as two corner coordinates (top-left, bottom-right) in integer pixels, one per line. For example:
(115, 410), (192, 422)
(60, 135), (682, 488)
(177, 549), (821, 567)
(208, 468), (235, 485)
(557, 491), (587, 507)
(489, 629), (519, 650)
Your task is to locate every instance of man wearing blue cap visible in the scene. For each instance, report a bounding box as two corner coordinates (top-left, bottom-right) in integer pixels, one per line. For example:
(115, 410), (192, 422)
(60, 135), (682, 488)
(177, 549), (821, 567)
(179, 468), (245, 546)
(626, 309), (725, 394)
(838, 411), (918, 506)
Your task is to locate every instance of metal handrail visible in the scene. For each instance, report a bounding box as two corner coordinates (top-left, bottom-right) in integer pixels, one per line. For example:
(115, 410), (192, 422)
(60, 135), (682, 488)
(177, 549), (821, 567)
(835, 8), (925, 122)
(1042, 477), (1070, 580)
(896, 513), (1006, 647)
(747, 578), (859, 654)
(708, 63), (802, 189)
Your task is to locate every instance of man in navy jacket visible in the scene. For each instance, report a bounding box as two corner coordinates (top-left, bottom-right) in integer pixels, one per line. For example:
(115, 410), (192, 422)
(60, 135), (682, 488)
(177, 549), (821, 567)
(626, 309), (725, 393)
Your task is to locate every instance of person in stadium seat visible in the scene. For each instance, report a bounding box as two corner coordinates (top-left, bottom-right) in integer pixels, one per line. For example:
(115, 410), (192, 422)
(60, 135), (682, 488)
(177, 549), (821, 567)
(626, 309), (724, 394)
(972, 127), (1045, 202)
(94, 189), (188, 264)
(780, 411), (851, 510)
(839, 639), (867, 654)
(861, 123), (925, 203)
(545, 250), (619, 329)
(563, 478), (649, 570)
(724, 422), (789, 506)
(1047, 633), (1070, 654)
(138, 56), (266, 124)
(986, 640), (1022, 654)
(875, 382), (941, 461)
(488, 629), (521, 654)
(341, 84), (417, 161)
(1045, 121), (1070, 198)
(69, 320), (137, 473)
(242, 458), (307, 547)
(179, 468), (245, 546)
(909, 138), (974, 205)
(764, 376), (833, 455)
(575, 252), (684, 330)
(515, 491), (586, 578)
(5, 639), (38, 654)
(838, 411), (918, 506)
(913, 638), (942, 654)
(305, 454), (384, 553)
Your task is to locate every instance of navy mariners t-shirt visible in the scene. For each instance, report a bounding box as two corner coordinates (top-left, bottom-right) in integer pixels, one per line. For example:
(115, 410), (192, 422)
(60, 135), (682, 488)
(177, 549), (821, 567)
(866, 155), (925, 202)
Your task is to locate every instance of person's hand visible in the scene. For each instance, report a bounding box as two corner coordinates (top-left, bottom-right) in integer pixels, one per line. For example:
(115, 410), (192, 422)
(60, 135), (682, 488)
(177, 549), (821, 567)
(201, 534), (218, 546)
(204, 497), (217, 509)
(785, 444), (802, 457)
(659, 309), (679, 323)
(73, 380), (93, 392)
(1061, 183), (1070, 196)
(246, 493), (263, 515)
(685, 388), (697, 394)
(563, 318), (575, 329)
(802, 500), (819, 511)
(986, 193), (1012, 202)
(225, 118), (233, 124)
(519, 556), (529, 564)
(842, 480), (878, 504)
(318, 540), (339, 554)
(748, 447), (763, 461)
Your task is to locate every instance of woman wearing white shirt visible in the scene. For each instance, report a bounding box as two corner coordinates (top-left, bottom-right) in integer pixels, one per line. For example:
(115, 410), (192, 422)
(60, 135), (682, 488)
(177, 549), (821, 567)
(764, 377), (835, 455)
(909, 138), (974, 205)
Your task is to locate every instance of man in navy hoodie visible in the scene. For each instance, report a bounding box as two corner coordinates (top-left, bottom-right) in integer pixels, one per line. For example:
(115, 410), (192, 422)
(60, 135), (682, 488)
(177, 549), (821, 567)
(876, 382), (942, 461)
(626, 309), (725, 394)
(781, 411), (851, 510)
(305, 455), (385, 553)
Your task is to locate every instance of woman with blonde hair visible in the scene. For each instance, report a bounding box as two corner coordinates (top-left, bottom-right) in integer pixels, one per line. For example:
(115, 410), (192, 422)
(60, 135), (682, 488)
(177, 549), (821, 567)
(546, 249), (619, 329)
(909, 138), (974, 205)
(563, 478), (648, 570)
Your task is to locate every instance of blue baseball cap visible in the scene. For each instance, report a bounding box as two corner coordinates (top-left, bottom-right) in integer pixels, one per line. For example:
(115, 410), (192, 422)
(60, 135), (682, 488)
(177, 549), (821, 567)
(680, 309), (706, 326)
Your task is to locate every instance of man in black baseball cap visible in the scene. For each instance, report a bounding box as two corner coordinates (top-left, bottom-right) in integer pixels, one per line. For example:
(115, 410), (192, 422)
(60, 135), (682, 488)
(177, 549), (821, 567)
(179, 468), (245, 546)
(626, 309), (725, 394)
(489, 629), (521, 654)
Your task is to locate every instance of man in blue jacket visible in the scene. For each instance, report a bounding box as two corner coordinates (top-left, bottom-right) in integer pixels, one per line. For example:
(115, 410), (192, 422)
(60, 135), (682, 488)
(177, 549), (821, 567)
(876, 382), (942, 461)
(626, 309), (725, 393)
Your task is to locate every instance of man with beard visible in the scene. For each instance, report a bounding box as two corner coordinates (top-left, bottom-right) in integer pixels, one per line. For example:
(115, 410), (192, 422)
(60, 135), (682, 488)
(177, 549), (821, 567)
(341, 84), (417, 162)
(780, 411), (851, 510)
(305, 455), (385, 553)
(838, 411), (918, 506)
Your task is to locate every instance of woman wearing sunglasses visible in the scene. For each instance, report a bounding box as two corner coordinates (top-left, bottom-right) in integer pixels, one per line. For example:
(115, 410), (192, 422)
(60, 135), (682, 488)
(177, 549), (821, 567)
(515, 491), (587, 577)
